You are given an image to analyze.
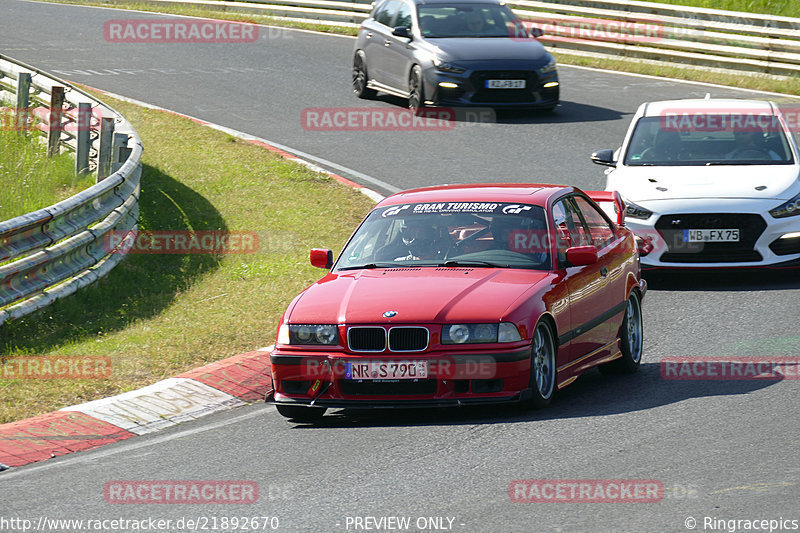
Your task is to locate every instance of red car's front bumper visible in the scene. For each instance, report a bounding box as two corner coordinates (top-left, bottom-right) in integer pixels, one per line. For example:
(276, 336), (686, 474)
(270, 346), (533, 409)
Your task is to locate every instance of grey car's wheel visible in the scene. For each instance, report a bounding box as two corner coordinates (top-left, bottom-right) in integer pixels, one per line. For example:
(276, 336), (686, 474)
(600, 291), (643, 375)
(524, 319), (556, 409)
(408, 65), (424, 113)
(353, 53), (377, 99)
(276, 404), (327, 421)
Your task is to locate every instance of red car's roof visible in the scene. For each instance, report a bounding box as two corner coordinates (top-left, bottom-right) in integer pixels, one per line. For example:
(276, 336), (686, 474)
(378, 183), (574, 207)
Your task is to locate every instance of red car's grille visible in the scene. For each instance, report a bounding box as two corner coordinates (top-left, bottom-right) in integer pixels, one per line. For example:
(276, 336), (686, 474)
(348, 327), (386, 351)
(389, 327), (428, 351)
(347, 327), (429, 352)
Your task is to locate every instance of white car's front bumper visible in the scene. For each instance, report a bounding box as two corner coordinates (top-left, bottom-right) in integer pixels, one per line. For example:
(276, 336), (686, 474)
(623, 199), (800, 269)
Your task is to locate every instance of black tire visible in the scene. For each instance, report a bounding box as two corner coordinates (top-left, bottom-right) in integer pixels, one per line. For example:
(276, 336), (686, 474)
(353, 52), (377, 99)
(524, 319), (557, 409)
(408, 65), (424, 113)
(600, 291), (643, 375)
(276, 404), (327, 421)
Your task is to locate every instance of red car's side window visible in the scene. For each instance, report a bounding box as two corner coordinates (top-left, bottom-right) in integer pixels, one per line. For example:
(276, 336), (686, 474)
(552, 200), (589, 262)
(554, 196), (613, 265)
(572, 196), (616, 249)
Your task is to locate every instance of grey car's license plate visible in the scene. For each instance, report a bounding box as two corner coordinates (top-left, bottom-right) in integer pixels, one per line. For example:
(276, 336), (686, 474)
(486, 79), (525, 89)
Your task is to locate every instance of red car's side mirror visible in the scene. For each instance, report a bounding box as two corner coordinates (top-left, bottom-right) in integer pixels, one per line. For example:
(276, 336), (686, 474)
(310, 248), (333, 269)
(566, 246), (598, 267)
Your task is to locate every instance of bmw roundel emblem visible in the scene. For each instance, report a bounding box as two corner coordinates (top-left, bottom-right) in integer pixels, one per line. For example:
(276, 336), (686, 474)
(383, 310), (398, 318)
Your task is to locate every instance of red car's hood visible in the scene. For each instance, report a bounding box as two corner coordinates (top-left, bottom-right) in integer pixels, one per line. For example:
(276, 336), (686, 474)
(288, 268), (551, 324)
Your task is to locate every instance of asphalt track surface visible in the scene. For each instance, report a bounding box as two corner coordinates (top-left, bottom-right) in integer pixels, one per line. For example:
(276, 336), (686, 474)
(1, 1), (799, 532)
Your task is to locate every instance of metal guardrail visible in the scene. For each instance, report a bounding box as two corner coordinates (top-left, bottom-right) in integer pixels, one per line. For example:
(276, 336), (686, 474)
(137, 0), (800, 76)
(0, 55), (142, 327)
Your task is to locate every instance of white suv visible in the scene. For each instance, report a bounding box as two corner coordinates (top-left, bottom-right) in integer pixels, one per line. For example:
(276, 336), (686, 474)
(592, 97), (800, 269)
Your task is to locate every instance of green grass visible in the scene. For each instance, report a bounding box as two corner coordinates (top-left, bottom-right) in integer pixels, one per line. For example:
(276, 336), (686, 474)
(653, 0), (800, 18)
(550, 52), (800, 96)
(0, 111), (92, 220)
(0, 92), (375, 424)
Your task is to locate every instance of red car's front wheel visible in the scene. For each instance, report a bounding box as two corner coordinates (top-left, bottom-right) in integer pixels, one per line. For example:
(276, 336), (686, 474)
(525, 319), (556, 409)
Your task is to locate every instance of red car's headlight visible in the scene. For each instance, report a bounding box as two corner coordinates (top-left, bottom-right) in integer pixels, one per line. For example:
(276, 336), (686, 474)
(278, 324), (339, 345)
(441, 322), (521, 344)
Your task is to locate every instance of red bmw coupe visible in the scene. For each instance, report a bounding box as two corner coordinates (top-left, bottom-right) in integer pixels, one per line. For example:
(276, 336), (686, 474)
(269, 183), (646, 421)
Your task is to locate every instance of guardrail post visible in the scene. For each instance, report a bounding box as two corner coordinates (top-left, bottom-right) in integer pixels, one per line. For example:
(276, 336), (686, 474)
(76, 102), (91, 175)
(97, 117), (115, 181)
(111, 132), (132, 174)
(15, 72), (31, 131)
(47, 86), (65, 157)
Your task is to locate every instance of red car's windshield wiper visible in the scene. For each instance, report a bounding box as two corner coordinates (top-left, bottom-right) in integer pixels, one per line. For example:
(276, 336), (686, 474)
(438, 260), (509, 268)
(337, 262), (403, 271)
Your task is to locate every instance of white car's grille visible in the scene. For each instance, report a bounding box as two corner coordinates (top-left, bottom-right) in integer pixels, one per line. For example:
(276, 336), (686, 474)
(655, 213), (766, 263)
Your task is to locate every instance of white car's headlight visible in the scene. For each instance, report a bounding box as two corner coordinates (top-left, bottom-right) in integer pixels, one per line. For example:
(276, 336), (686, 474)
(278, 324), (339, 345)
(769, 193), (800, 218)
(624, 199), (654, 220)
(441, 322), (521, 344)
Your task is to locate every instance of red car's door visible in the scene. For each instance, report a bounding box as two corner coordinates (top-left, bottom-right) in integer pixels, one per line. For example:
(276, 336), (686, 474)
(551, 196), (627, 378)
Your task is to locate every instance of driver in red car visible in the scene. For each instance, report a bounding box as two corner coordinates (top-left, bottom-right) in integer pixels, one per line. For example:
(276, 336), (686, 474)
(396, 218), (449, 260)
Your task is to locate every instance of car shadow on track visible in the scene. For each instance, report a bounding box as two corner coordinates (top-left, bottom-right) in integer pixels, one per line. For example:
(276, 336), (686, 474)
(644, 268), (800, 291)
(283, 361), (779, 428)
(371, 95), (626, 125)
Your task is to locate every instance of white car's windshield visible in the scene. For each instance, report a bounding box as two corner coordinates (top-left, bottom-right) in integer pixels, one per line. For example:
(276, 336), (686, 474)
(624, 115), (795, 166)
(335, 202), (551, 271)
(417, 3), (527, 38)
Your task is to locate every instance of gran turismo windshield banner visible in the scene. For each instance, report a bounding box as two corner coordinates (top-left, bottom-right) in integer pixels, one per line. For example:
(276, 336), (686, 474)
(379, 202), (536, 217)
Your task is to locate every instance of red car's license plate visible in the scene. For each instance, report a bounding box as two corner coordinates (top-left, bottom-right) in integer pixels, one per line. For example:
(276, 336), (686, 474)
(345, 361), (428, 380)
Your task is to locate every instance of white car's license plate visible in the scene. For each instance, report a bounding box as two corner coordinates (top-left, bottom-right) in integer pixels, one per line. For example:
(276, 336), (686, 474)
(683, 229), (740, 242)
(486, 79), (525, 89)
(345, 361), (428, 380)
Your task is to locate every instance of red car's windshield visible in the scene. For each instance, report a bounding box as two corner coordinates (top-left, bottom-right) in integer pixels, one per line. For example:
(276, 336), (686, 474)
(335, 202), (551, 271)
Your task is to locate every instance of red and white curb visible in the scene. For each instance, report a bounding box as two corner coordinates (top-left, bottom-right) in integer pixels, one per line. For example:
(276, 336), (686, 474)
(0, 349), (274, 469)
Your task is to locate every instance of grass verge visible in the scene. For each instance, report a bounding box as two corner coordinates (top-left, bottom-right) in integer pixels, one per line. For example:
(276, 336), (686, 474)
(0, 112), (92, 220)
(0, 91), (375, 424)
(654, 0), (800, 18)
